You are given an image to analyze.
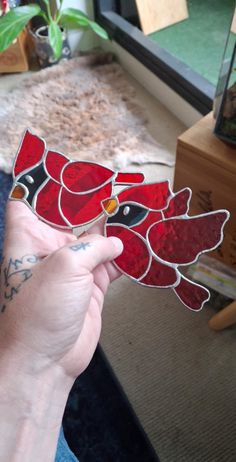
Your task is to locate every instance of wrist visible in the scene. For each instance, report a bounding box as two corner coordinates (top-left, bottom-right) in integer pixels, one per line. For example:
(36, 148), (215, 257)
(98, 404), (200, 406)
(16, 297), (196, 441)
(0, 343), (73, 462)
(0, 340), (74, 405)
(0, 348), (73, 423)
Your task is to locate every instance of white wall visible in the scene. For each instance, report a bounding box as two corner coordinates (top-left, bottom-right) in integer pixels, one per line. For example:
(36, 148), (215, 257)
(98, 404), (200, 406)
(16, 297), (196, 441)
(62, 0), (98, 54)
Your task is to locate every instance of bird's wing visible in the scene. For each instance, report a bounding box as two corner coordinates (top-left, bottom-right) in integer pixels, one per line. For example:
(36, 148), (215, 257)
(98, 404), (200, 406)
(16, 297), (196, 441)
(60, 182), (112, 227)
(62, 162), (115, 193)
(147, 211), (229, 265)
(163, 188), (191, 218)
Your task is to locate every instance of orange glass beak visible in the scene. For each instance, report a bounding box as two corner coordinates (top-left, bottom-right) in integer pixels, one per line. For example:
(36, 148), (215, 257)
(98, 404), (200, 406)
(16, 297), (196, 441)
(10, 184), (26, 200)
(102, 197), (119, 216)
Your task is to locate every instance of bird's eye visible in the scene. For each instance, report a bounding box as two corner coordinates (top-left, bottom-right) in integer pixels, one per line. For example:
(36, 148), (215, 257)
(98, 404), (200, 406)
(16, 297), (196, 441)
(107, 203), (148, 227)
(25, 175), (34, 184)
(123, 206), (130, 216)
(18, 163), (47, 206)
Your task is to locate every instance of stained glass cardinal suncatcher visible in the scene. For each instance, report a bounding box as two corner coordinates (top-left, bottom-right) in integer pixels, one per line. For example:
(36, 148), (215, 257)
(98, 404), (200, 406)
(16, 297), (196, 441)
(9, 130), (230, 311)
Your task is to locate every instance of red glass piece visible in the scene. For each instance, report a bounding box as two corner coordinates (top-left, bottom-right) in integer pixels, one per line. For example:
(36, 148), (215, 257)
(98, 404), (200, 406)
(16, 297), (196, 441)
(106, 225), (151, 279)
(117, 182), (171, 210)
(62, 162), (114, 193)
(174, 276), (210, 311)
(115, 172), (145, 184)
(45, 150), (68, 183)
(140, 257), (178, 287)
(164, 188), (191, 218)
(60, 182), (112, 226)
(35, 180), (67, 227)
(14, 130), (45, 177)
(132, 210), (162, 237)
(148, 211), (228, 265)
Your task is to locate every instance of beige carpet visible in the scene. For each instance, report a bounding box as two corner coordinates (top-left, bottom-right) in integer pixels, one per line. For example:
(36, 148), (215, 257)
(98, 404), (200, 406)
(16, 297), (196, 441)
(0, 54), (174, 174)
(101, 277), (236, 462)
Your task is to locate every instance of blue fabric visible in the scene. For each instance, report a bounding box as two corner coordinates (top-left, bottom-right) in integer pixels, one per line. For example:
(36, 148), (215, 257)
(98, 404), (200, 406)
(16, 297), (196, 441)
(55, 428), (79, 462)
(0, 172), (12, 256)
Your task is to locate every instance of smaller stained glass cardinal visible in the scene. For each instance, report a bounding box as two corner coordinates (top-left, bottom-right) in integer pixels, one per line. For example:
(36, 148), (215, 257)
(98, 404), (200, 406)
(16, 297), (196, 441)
(10, 130), (144, 228)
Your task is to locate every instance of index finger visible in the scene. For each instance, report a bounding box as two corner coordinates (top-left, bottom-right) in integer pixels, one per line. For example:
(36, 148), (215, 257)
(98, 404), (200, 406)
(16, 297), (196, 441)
(5, 199), (39, 229)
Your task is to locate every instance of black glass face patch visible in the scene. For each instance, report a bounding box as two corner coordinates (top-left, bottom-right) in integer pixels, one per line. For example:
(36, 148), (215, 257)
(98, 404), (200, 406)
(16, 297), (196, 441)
(107, 203), (148, 227)
(17, 163), (48, 205)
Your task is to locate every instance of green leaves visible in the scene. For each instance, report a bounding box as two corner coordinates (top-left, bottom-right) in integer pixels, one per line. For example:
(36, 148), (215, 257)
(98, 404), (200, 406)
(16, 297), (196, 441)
(0, 5), (41, 53)
(60, 8), (108, 39)
(60, 8), (91, 28)
(89, 21), (109, 40)
(0, 3), (108, 60)
(49, 22), (63, 60)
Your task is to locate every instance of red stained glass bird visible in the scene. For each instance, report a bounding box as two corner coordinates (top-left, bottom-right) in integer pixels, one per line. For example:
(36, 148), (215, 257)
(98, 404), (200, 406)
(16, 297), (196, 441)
(10, 130), (144, 229)
(10, 131), (230, 311)
(105, 182), (229, 311)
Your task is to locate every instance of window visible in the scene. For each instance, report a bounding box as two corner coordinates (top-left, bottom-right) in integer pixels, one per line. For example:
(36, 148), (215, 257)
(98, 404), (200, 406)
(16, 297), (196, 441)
(94, 0), (234, 115)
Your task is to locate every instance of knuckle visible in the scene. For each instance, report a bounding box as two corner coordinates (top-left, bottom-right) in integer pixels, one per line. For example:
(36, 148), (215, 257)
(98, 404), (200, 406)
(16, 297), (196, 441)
(51, 246), (76, 270)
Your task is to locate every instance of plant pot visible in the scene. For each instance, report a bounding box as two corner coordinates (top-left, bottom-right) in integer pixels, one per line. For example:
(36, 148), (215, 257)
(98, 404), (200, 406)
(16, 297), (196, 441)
(30, 25), (71, 68)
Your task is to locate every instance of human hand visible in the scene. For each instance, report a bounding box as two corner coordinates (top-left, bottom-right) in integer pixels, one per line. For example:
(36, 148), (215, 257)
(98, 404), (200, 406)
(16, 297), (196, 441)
(0, 201), (123, 380)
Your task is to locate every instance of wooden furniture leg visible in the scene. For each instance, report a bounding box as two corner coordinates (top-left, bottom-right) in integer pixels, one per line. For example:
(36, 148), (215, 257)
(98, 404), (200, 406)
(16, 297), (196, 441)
(208, 300), (236, 331)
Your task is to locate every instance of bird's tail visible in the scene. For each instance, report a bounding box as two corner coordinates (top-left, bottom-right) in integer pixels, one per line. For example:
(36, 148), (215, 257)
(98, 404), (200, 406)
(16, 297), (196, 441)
(115, 172), (145, 185)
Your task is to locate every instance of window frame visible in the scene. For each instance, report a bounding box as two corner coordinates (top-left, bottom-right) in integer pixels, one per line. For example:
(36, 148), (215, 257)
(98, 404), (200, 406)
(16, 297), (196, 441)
(94, 0), (215, 115)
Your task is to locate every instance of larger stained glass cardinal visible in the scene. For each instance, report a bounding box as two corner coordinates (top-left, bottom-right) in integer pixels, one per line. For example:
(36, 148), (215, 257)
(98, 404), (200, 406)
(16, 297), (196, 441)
(10, 130), (230, 311)
(105, 183), (229, 311)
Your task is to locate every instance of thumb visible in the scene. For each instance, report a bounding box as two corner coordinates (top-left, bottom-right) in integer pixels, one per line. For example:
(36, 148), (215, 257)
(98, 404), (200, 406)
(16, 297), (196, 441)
(44, 234), (123, 277)
(12, 234), (123, 349)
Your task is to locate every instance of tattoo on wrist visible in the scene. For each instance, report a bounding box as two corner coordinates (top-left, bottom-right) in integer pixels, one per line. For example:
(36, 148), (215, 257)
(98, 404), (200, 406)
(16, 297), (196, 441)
(70, 242), (91, 252)
(0, 255), (39, 313)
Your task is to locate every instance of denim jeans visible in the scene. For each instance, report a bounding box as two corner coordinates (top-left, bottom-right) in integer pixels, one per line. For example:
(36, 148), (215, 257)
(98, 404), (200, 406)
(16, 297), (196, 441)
(55, 427), (78, 462)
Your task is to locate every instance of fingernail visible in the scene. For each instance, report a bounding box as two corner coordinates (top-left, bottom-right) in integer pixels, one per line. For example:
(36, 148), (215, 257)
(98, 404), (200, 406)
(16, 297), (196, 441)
(108, 236), (124, 254)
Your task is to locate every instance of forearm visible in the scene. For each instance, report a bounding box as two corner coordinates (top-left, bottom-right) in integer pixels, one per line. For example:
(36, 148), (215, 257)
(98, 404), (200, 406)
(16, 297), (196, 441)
(0, 345), (73, 462)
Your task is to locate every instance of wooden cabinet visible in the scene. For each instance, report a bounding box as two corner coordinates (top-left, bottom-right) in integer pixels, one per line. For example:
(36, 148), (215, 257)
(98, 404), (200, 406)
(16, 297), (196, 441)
(174, 112), (236, 269)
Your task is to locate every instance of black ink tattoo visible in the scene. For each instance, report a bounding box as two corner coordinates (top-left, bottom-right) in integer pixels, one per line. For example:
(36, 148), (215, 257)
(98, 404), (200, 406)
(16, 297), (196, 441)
(70, 242), (91, 252)
(0, 254), (39, 313)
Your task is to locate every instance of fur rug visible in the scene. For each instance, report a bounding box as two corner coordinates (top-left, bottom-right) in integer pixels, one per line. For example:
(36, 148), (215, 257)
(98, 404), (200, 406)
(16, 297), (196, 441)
(0, 54), (174, 173)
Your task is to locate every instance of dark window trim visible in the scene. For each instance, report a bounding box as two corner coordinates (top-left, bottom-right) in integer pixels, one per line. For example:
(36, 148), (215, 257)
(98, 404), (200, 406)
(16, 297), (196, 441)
(94, 0), (215, 114)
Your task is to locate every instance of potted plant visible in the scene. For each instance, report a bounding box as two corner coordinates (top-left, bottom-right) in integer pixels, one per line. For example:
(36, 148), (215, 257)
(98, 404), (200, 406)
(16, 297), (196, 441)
(0, 1), (109, 67)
